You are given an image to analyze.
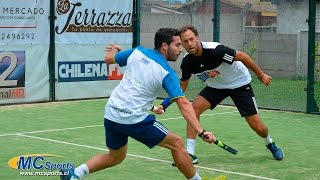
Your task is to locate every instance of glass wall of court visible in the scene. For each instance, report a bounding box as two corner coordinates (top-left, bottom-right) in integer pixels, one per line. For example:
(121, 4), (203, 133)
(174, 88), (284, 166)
(0, 0), (319, 115)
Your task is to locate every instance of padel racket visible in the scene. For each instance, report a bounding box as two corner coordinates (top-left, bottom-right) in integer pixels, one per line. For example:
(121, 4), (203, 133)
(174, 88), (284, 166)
(214, 139), (238, 155)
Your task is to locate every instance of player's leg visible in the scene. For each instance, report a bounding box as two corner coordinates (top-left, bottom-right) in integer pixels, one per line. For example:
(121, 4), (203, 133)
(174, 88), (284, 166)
(130, 115), (202, 179)
(185, 86), (226, 161)
(83, 118), (129, 172)
(60, 118), (129, 180)
(60, 148), (128, 180)
(245, 114), (268, 138)
(230, 84), (268, 137)
(67, 146), (128, 180)
(245, 114), (284, 160)
(85, 145), (128, 172)
(158, 132), (201, 179)
(186, 95), (210, 156)
(230, 84), (284, 160)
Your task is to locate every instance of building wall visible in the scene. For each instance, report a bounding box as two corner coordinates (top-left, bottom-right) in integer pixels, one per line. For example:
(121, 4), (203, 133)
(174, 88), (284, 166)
(140, 13), (243, 71)
(178, 0), (275, 26)
(257, 33), (298, 77)
(140, 13), (243, 48)
(276, 0), (308, 34)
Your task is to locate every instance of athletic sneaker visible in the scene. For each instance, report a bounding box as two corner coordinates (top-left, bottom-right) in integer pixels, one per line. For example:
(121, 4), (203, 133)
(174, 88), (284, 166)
(266, 142), (284, 160)
(172, 153), (198, 166)
(59, 169), (80, 180)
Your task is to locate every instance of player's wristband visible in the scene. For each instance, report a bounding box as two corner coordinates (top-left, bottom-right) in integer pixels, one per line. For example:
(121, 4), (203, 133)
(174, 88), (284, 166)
(160, 97), (172, 110)
(258, 73), (265, 79)
(198, 129), (206, 138)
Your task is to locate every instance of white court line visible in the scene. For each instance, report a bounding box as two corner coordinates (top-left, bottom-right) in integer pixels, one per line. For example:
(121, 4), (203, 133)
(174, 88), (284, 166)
(159, 111), (238, 121)
(0, 111), (238, 137)
(18, 134), (278, 180)
(0, 125), (102, 137)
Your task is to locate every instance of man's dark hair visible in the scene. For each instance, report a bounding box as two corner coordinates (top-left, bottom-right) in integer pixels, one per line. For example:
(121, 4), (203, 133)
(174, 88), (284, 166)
(154, 28), (180, 50)
(179, 25), (199, 36)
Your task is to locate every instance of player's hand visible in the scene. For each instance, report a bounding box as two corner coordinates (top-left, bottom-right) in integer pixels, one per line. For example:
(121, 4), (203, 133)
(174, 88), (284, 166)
(259, 73), (272, 86)
(105, 44), (122, 52)
(151, 105), (165, 115)
(201, 131), (216, 144)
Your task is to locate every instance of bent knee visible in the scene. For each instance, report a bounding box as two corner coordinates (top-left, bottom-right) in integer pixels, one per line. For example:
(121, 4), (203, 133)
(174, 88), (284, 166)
(169, 135), (185, 151)
(109, 150), (127, 165)
(110, 154), (126, 165)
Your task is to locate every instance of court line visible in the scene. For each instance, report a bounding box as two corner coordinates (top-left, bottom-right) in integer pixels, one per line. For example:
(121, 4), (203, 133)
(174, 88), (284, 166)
(0, 125), (103, 137)
(159, 111), (238, 121)
(0, 111), (238, 137)
(17, 134), (278, 180)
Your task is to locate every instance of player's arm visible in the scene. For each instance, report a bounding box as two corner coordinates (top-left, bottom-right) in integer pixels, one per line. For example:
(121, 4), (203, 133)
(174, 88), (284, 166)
(157, 57), (191, 112)
(104, 44), (135, 67)
(180, 79), (189, 92)
(156, 65), (190, 113)
(234, 51), (263, 79)
(156, 79), (189, 113)
(234, 51), (272, 86)
(174, 96), (216, 143)
(104, 44), (122, 64)
(179, 56), (192, 92)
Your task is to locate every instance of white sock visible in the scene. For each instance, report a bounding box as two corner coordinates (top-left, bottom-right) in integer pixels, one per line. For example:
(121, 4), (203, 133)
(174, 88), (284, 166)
(74, 164), (89, 179)
(186, 139), (196, 155)
(265, 134), (273, 145)
(188, 172), (202, 180)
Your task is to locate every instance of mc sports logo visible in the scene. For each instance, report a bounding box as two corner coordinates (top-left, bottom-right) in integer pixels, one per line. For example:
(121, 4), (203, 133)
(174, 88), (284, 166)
(8, 154), (74, 171)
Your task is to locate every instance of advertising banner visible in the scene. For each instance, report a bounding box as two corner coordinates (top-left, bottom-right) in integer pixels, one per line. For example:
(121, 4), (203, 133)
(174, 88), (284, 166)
(54, 0), (132, 100)
(0, 46), (50, 104)
(0, 0), (50, 45)
(55, 0), (133, 44)
(54, 44), (128, 100)
(0, 0), (50, 104)
(0, 51), (25, 99)
(0, 0), (133, 103)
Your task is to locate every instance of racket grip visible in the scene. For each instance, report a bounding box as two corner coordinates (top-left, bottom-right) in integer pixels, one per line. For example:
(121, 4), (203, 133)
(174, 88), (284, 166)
(214, 139), (223, 146)
(151, 106), (164, 114)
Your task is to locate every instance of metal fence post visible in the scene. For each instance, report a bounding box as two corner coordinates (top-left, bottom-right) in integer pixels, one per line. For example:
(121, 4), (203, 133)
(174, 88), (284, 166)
(49, 0), (56, 101)
(213, 0), (220, 42)
(307, 0), (317, 113)
(133, 0), (140, 48)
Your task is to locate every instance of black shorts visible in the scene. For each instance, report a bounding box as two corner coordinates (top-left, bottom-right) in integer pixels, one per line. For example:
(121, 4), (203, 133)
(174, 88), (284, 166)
(199, 84), (258, 117)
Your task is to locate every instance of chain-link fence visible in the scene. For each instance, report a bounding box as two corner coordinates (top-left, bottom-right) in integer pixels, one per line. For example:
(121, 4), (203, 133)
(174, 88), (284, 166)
(140, 0), (318, 113)
(310, 0), (320, 114)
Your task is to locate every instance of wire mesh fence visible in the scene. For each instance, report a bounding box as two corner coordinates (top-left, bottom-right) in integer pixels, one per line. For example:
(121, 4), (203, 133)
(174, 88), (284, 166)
(140, 0), (317, 113)
(313, 2), (320, 114)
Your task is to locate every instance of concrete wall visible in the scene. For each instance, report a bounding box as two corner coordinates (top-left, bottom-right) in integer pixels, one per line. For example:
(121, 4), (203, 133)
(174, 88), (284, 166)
(244, 32), (308, 78)
(276, 0), (309, 34)
(256, 33), (297, 77)
(297, 30), (308, 77)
